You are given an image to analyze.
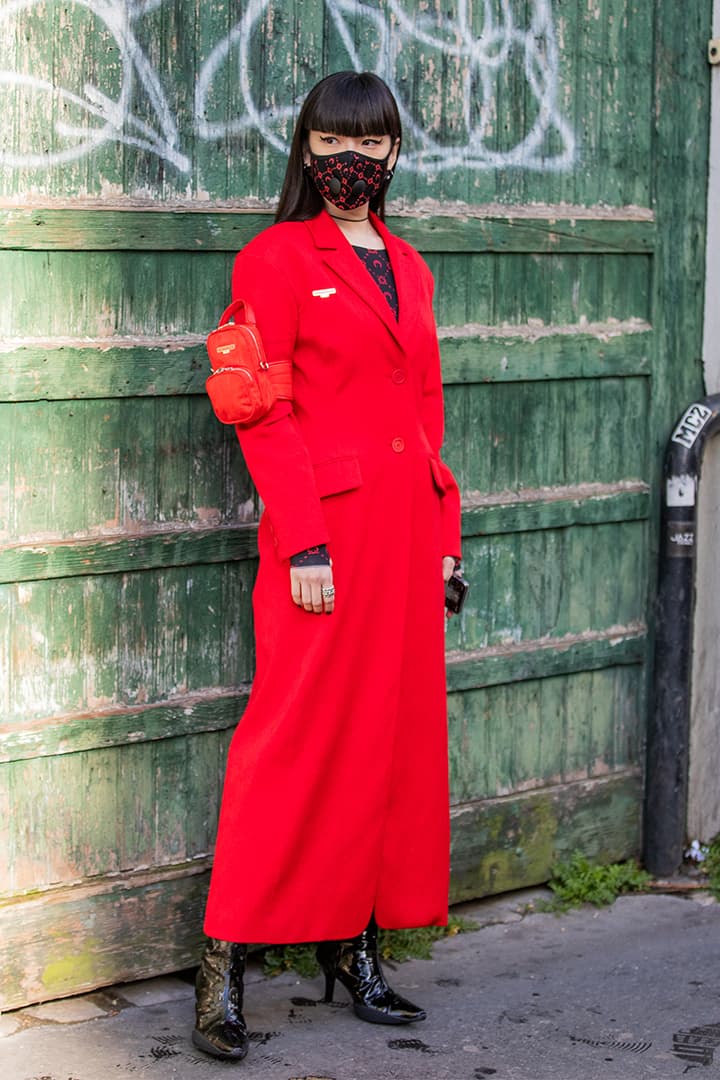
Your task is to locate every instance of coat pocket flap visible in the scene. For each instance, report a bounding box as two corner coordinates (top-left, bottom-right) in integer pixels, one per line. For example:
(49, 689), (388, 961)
(313, 455), (363, 498)
(429, 455), (449, 495)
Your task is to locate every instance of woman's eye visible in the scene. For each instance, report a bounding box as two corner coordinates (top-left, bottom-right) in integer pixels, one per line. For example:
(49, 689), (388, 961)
(320, 136), (338, 144)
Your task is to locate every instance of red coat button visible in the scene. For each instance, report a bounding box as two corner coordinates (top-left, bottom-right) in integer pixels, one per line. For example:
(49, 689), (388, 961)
(391, 437), (405, 453)
(392, 369), (406, 384)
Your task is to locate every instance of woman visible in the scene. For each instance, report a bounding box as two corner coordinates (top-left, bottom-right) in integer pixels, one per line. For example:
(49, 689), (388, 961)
(193, 70), (462, 1061)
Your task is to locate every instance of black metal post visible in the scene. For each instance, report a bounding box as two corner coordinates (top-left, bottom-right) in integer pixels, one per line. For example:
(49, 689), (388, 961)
(644, 393), (720, 876)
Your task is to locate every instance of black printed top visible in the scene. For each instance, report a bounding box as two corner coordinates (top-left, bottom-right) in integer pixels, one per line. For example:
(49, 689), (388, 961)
(352, 245), (399, 320)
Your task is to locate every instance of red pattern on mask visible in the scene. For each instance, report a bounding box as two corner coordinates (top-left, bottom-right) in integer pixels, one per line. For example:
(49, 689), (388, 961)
(310, 150), (388, 211)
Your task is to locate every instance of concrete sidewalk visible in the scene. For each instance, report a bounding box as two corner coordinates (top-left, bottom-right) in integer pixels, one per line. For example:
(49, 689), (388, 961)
(2, 889), (720, 1080)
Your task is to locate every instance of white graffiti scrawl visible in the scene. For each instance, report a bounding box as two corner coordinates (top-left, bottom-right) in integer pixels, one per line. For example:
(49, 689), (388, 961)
(197, 0), (575, 173)
(0, 0), (189, 171)
(1, 0), (574, 176)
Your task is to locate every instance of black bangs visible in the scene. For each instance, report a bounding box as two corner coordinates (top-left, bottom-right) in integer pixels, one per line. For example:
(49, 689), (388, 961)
(302, 72), (401, 139)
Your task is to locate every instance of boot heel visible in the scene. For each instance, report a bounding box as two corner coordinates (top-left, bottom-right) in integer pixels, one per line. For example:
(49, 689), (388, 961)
(316, 942), (339, 1003)
(322, 968), (336, 1003)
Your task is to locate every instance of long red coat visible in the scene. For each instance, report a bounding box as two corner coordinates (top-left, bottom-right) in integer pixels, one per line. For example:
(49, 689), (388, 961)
(203, 209), (461, 944)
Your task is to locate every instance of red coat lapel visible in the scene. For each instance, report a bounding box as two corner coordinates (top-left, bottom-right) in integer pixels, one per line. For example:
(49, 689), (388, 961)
(304, 211), (417, 354)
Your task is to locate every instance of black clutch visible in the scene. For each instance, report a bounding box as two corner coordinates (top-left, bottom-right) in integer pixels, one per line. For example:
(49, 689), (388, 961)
(445, 571), (469, 614)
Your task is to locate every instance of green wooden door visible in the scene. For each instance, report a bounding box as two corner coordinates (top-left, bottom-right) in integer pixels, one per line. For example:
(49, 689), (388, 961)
(0, 0), (710, 1008)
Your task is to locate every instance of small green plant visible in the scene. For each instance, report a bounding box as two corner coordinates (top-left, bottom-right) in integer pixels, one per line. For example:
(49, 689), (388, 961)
(539, 851), (652, 912)
(261, 943), (320, 979)
(703, 834), (720, 900)
(378, 915), (479, 963)
(261, 915), (478, 978)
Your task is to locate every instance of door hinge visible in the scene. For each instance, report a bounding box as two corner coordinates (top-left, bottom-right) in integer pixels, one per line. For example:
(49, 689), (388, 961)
(710, 38), (720, 65)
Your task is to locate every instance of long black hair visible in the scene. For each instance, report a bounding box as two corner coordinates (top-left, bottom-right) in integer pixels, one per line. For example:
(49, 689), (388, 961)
(275, 71), (402, 224)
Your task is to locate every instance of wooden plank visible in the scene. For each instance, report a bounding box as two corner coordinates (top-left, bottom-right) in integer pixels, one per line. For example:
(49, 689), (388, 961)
(4, 563), (257, 722)
(461, 485), (650, 537)
(0, 770), (641, 1009)
(446, 518), (649, 654)
(446, 375), (651, 496)
(0, 627), (644, 764)
(394, 215), (656, 254)
(0, 690), (246, 764)
(440, 325), (652, 383)
(650, 1), (709, 425)
(449, 522), (640, 653)
(0, 397), (253, 543)
(0, 861), (210, 1011)
(445, 626), (645, 695)
(0, 338), (208, 402)
(0, 327), (652, 402)
(0, 209), (270, 252)
(0, 249), (232, 338)
(0, 248), (651, 340)
(448, 663), (643, 804)
(0, 208), (656, 253)
(437, 249), (653, 331)
(0, 525), (258, 585)
(0, 487), (648, 583)
(2, 729), (235, 896)
(449, 771), (643, 904)
(0, 686), (248, 764)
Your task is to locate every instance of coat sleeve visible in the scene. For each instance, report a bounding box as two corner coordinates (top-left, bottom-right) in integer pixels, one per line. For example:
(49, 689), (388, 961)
(230, 246), (330, 561)
(418, 264), (463, 560)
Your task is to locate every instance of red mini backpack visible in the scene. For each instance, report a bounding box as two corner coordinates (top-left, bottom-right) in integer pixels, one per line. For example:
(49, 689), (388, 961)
(205, 299), (292, 425)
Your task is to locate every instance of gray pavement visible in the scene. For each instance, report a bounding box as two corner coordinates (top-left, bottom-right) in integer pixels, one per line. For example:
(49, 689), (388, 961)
(2, 889), (720, 1080)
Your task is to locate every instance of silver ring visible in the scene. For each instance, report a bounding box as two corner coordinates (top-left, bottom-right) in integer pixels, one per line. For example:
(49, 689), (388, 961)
(321, 586), (335, 598)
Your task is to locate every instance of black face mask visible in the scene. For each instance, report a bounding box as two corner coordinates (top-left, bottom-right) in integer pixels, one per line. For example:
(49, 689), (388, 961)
(309, 148), (392, 211)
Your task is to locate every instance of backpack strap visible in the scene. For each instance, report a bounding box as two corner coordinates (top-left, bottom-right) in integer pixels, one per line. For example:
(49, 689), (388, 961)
(266, 362), (292, 400)
(218, 299), (255, 327)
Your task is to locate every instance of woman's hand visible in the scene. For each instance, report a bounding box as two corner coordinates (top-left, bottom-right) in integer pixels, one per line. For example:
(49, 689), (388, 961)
(442, 556), (456, 582)
(290, 563), (335, 614)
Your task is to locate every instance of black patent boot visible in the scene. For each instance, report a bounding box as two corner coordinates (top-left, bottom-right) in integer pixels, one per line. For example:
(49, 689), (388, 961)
(316, 915), (426, 1025)
(192, 937), (249, 1060)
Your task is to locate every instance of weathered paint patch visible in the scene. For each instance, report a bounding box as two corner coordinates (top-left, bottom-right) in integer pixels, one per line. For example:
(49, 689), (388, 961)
(42, 940), (100, 996)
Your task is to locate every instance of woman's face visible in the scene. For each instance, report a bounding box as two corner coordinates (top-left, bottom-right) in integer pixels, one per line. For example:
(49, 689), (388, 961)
(304, 131), (400, 171)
